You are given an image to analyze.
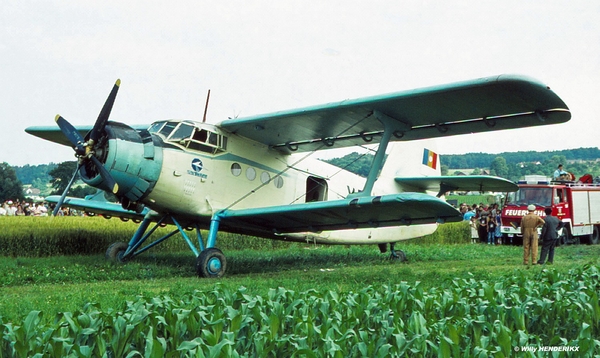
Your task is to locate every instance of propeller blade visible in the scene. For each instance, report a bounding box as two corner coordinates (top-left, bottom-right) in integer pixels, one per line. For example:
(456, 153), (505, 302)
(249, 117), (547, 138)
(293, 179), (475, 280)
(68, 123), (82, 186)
(52, 163), (81, 216)
(89, 79), (121, 144)
(55, 115), (85, 153)
(90, 155), (119, 194)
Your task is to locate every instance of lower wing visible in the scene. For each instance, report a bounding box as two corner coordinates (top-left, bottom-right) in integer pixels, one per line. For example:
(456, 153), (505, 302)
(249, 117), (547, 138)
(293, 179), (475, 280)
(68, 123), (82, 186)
(216, 193), (462, 238)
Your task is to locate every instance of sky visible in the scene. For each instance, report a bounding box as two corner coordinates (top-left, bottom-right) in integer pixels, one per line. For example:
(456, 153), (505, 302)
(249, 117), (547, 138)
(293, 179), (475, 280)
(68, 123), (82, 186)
(1, 0), (599, 166)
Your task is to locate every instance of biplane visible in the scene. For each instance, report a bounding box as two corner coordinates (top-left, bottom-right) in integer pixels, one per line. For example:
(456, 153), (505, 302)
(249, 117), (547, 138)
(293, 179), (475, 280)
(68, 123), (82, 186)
(25, 75), (570, 277)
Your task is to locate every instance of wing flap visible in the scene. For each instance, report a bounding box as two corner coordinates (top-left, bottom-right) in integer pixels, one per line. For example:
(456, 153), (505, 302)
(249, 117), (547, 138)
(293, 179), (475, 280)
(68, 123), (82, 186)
(217, 193), (462, 236)
(219, 75), (570, 153)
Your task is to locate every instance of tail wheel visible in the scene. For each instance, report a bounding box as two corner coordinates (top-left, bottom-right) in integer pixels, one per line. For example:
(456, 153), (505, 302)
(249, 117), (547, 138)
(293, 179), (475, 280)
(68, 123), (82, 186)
(106, 242), (129, 263)
(196, 248), (227, 278)
(590, 226), (600, 245)
(390, 250), (407, 262)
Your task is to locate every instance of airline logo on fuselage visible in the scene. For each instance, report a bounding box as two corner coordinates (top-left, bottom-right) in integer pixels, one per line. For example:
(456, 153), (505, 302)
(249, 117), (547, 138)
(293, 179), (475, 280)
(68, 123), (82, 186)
(188, 158), (208, 179)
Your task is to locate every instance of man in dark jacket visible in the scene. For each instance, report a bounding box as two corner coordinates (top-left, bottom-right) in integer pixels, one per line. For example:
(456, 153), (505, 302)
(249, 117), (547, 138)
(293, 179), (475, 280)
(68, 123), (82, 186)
(538, 207), (561, 264)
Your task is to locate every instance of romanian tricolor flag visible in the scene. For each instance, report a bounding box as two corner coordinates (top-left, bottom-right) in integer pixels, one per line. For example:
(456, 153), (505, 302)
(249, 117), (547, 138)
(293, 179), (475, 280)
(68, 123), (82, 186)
(422, 149), (438, 169)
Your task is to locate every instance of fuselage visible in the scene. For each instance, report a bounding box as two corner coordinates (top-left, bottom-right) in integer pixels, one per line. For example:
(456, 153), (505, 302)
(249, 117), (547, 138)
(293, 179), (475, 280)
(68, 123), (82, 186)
(95, 119), (439, 244)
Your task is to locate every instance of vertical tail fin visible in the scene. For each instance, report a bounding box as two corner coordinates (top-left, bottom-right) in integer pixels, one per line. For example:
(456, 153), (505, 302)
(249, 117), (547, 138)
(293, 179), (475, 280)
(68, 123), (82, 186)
(374, 140), (442, 195)
(379, 140), (442, 179)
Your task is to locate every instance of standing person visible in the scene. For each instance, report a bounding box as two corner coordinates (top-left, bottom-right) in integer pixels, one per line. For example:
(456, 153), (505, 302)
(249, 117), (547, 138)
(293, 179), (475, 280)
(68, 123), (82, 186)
(538, 207), (561, 265)
(486, 213), (496, 245)
(478, 206), (489, 243)
(521, 204), (545, 266)
(494, 208), (502, 244)
(470, 217), (479, 244)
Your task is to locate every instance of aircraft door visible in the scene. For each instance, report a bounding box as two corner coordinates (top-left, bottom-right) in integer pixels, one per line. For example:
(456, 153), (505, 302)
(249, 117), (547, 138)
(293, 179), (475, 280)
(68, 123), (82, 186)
(306, 176), (328, 202)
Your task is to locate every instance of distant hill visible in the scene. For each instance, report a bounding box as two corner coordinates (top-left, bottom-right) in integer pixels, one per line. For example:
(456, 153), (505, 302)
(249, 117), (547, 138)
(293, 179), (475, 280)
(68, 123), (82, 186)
(441, 147), (600, 169)
(325, 147), (600, 182)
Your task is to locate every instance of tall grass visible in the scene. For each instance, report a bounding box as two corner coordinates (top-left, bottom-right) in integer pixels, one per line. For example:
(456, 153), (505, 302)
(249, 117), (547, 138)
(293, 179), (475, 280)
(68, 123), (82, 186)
(0, 217), (469, 257)
(0, 216), (299, 257)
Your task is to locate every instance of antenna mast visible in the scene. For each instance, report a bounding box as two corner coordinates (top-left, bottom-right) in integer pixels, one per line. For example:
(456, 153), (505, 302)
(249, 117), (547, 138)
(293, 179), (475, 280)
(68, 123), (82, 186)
(202, 89), (211, 123)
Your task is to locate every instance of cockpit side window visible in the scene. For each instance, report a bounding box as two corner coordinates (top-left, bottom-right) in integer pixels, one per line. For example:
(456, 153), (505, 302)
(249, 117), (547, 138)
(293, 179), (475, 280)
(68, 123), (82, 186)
(187, 127), (228, 154)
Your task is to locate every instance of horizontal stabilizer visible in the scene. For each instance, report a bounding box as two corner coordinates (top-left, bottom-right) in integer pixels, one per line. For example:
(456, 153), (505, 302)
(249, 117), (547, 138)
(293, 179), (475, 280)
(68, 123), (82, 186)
(395, 175), (518, 197)
(25, 124), (149, 147)
(216, 193), (462, 237)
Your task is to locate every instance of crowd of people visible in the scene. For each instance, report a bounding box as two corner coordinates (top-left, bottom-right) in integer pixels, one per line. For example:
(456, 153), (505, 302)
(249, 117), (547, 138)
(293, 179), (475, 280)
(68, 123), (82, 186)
(0, 199), (78, 216)
(1, 199), (49, 216)
(459, 202), (502, 245)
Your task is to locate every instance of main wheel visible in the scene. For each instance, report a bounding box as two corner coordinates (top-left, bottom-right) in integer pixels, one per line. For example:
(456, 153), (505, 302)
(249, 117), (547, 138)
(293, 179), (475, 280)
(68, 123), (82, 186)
(196, 248), (227, 278)
(106, 242), (129, 263)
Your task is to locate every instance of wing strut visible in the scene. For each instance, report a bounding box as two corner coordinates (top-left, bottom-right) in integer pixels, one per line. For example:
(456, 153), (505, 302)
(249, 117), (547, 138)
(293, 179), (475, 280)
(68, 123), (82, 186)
(353, 111), (399, 197)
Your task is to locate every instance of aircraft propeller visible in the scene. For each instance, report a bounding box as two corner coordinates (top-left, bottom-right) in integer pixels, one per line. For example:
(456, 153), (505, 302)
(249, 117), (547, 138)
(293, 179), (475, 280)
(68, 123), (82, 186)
(52, 80), (121, 216)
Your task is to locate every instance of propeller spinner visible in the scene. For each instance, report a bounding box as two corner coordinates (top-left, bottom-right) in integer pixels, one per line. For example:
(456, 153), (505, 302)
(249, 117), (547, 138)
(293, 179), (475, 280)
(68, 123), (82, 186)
(52, 80), (121, 216)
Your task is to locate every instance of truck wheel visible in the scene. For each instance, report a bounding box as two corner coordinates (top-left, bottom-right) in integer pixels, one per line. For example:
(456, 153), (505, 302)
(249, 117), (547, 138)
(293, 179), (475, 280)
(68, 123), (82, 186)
(589, 226), (600, 245)
(558, 226), (571, 246)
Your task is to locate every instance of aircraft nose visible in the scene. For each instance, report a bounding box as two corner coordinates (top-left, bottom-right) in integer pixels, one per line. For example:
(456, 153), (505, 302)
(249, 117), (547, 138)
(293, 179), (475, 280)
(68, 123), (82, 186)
(80, 122), (163, 210)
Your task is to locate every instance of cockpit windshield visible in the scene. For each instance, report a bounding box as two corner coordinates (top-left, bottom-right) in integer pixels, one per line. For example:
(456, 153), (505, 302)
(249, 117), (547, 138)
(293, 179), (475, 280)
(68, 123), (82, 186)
(506, 187), (552, 207)
(148, 121), (227, 154)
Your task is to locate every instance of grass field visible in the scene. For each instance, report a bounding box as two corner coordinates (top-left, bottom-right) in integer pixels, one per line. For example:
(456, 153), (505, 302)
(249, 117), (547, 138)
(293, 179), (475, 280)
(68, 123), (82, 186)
(1, 217), (599, 356)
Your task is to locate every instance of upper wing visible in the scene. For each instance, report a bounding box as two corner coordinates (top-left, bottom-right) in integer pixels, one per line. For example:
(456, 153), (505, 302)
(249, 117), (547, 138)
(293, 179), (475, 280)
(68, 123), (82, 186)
(395, 175), (518, 197)
(219, 75), (570, 154)
(216, 192), (462, 239)
(25, 124), (149, 146)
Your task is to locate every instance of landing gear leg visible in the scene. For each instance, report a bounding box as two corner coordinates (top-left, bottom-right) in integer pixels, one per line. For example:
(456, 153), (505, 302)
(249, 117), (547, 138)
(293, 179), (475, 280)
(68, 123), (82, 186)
(389, 242), (407, 262)
(195, 213), (227, 278)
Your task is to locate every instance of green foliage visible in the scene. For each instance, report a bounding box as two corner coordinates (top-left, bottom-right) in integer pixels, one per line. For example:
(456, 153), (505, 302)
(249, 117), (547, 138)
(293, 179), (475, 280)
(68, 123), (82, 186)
(0, 217), (470, 258)
(48, 161), (76, 195)
(0, 216), (300, 257)
(443, 147), (600, 169)
(404, 221), (470, 245)
(445, 149), (600, 182)
(1, 266), (598, 356)
(322, 152), (374, 177)
(13, 163), (56, 186)
(0, 162), (25, 202)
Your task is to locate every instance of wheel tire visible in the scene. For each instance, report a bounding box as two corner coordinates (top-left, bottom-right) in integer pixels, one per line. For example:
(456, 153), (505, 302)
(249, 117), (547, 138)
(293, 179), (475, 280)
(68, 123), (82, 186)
(589, 226), (600, 245)
(106, 242), (129, 263)
(196, 248), (227, 278)
(558, 226), (571, 246)
(390, 250), (408, 262)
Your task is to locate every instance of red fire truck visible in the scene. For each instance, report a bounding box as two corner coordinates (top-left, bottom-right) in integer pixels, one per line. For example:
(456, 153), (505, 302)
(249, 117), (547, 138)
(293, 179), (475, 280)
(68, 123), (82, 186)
(500, 176), (600, 245)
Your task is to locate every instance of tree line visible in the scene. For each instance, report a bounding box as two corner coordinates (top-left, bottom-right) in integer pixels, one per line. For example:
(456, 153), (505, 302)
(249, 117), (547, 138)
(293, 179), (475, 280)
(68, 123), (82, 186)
(442, 147), (600, 169)
(324, 147), (600, 182)
(2, 162), (95, 202)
